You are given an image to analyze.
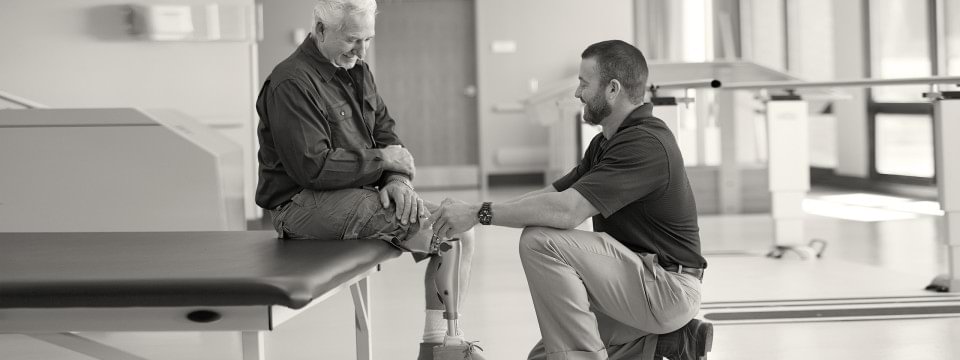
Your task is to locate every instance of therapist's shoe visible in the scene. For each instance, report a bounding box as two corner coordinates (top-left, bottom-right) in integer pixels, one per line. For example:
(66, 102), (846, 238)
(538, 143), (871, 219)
(655, 318), (713, 360)
(433, 340), (485, 360)
(418, 342), (440, 360)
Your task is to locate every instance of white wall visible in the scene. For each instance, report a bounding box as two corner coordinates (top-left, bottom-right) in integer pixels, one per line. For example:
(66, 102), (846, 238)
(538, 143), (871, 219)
(785, 0), (837, 169)
(741, 0), (786, 71)
(0, 0), (260, 218)
(831, 1), (870, 178)
(476, 0), (634, 180)
(949, 0), (960, 79)
(786, 0), (834, 81)
(257, 0), (318, 83)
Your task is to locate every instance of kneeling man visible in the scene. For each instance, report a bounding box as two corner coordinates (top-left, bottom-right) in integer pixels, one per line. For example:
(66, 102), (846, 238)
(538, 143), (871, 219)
(432, 40), (712, 360)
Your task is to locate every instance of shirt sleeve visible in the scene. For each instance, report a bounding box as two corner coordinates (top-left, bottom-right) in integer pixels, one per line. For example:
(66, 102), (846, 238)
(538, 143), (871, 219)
(552, 133), (601, 191)
(361, 66), (411, 185)
(571, 131), (669, 218)
(369, 92), (403, 147)
(267, 79), (385, 190)
(362, 66), (402, 148)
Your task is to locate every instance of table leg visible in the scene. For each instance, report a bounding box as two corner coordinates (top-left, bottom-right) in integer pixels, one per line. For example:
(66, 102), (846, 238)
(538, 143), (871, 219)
(27, 333), (147, 360)
(241, 331), (265, 360)
(350, 277), (372, 360)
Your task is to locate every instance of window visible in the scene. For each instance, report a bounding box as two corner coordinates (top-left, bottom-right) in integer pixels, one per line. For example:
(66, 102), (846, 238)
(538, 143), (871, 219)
(866, 0), (936, 183)
(868, 0), (931, 102)
(874, 114), (934, 177)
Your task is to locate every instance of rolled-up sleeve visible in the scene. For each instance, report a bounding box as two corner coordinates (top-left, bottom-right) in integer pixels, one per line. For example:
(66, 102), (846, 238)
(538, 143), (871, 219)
(267, 79), (385, 190)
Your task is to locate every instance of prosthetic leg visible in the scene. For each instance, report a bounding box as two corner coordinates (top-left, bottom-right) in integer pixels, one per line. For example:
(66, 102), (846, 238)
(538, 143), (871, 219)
(429, 235), (485, 360)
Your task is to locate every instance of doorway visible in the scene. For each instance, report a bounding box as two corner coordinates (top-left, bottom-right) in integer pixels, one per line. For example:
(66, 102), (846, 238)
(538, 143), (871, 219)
(374, 0), (479, 188)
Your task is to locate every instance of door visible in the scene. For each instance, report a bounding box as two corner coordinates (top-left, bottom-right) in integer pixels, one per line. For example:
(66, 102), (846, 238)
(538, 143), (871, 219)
(374, 0), (479, 188)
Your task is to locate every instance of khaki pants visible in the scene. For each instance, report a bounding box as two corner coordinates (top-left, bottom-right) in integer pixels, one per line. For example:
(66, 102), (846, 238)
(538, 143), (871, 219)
(519, 227), (702, 360)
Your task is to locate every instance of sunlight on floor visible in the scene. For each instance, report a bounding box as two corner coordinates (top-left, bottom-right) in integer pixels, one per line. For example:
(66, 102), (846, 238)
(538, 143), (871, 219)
(803, 192), (943, 222)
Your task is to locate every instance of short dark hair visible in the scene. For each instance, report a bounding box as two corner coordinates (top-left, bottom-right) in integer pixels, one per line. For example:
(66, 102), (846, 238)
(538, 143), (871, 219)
(581, 40), (649, 104)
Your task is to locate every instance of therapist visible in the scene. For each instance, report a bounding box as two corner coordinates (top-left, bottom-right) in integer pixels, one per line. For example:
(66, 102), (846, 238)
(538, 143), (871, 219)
(431, 40), (713, 360)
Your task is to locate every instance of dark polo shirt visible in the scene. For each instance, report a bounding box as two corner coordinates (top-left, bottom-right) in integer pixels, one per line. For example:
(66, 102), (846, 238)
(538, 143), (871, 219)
(255, 35), (403, 210)
(553, 104), (707, 269)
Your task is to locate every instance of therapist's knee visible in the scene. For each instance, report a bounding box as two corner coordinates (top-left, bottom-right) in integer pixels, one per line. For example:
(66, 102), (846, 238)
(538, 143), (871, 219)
(518, 226), (555, 259)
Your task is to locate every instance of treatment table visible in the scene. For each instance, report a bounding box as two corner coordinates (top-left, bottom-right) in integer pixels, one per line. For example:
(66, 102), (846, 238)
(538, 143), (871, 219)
(0, 231), (401, 360)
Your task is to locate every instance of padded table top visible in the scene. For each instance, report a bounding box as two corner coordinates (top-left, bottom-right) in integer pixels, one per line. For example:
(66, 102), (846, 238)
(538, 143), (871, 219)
(0, 231), (400, 309)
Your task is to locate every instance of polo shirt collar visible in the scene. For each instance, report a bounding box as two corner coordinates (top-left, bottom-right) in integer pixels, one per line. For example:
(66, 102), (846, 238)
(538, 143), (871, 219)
(616, 103), (654, 133)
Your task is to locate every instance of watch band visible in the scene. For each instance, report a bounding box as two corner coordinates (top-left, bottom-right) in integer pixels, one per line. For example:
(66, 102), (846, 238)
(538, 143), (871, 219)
(477, 201), (493, 225)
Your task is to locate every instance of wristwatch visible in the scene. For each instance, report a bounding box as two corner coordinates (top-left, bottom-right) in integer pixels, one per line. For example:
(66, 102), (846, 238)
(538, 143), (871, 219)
(477, 202), (493, 225)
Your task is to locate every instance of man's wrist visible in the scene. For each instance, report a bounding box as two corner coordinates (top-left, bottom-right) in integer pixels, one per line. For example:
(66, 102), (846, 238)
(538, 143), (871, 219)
(378, 151), (401, 174)
(386, 174), (413, 189)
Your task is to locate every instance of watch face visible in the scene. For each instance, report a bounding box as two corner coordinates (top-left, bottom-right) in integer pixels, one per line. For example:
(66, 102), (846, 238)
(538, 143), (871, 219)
(478, 202), (492, 225)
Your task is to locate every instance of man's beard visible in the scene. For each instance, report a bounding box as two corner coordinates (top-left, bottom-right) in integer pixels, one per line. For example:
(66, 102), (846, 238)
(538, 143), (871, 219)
(582, 92), (611, 125)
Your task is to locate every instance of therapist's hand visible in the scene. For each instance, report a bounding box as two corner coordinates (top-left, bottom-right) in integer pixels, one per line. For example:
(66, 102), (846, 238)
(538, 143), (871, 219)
(379, 176), (428, 225)
(430, 198), (480, 239)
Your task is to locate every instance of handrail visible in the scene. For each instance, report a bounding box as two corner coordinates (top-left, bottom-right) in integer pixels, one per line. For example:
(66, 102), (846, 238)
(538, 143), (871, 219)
(648, 79), (722, 101)
(650, 79), (722, 91)
(0, 90), (48, 109)
(722, 75), (960, 90)
(526, 77), (722, 106)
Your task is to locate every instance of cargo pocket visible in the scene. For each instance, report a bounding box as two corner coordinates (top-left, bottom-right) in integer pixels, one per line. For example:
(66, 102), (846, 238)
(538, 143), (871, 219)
(279, 189), (355, 240)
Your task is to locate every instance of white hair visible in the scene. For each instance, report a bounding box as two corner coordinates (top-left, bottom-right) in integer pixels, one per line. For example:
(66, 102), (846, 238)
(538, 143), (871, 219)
(313, 0), (377, 33)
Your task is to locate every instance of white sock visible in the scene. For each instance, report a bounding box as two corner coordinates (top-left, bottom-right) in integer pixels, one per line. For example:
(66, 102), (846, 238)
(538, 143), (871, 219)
(422, 310), (463, 343)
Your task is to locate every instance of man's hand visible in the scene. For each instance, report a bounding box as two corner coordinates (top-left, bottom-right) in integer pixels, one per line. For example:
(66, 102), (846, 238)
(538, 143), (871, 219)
(430, 198), (480, 239)
(379, 178), (428, 225)
(380, 145), (416, 178)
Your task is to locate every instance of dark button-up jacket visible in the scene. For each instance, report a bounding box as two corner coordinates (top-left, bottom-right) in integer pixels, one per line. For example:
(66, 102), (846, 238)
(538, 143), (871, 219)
(255, 35), (402, 210)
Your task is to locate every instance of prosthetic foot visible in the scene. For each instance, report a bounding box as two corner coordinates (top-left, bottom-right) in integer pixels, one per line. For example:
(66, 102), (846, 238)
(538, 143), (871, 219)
(429, 236), (485, 360)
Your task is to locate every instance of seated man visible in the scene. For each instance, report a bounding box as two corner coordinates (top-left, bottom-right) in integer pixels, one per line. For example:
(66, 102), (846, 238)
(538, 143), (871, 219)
(431, 40), (713, 360)
(254, 0), (481, 358)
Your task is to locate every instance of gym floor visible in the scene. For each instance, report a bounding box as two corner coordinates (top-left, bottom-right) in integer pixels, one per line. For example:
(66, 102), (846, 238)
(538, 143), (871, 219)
(2, 186), (956, 360)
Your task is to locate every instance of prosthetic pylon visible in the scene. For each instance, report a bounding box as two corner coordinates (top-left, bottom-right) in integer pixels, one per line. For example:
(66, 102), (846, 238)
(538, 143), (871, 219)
(433, 237), (463, 345)
(428, 235), (485, 359)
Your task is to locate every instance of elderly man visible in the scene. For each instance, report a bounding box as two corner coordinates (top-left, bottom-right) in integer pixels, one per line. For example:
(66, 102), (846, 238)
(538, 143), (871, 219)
(254, 0), (480, 358)
(432, 40), (713, 360)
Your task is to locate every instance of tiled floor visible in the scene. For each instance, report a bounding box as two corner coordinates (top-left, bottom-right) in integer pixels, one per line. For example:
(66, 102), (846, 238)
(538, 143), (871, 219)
(1, 186), (955, 359)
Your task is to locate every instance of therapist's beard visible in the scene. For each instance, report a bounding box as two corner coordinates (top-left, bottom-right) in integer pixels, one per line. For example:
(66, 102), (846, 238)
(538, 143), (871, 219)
(582, 94), (611, 125)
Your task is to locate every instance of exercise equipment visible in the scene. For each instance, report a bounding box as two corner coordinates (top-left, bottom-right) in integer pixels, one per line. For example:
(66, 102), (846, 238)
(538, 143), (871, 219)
(0, 108), (244, 231)
(723, 76), (960, 270)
